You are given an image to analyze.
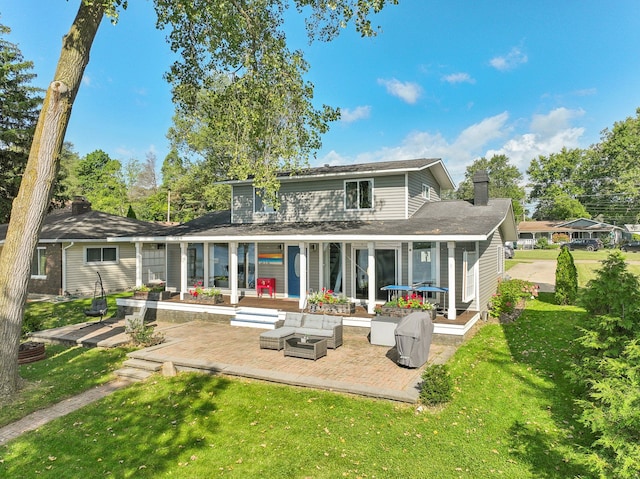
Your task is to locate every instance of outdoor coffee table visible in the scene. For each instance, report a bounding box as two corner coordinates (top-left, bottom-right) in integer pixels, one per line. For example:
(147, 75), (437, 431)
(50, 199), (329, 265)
(284, 335), (327, 360)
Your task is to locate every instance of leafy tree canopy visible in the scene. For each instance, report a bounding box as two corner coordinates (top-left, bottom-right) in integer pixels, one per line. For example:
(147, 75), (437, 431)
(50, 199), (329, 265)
(456, 154), (525, 219)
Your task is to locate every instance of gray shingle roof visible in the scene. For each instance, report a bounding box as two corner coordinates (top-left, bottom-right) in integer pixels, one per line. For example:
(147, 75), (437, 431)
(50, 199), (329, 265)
(0, 207), (165, 242)
(163, 199), (514, 240)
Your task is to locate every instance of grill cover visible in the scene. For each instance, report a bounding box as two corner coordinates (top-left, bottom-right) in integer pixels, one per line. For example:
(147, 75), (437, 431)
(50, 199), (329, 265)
(394, 311), (434, 368)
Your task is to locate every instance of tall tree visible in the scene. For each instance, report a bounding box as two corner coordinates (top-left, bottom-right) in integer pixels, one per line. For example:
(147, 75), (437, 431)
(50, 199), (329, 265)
(0, 23), (43, 223)
(0, 0), (396, 398)
(456, 154), (526, 219)
(76, 149), (127, 215)
(578, 108), (640, 225)
(527, 147), (587, 219)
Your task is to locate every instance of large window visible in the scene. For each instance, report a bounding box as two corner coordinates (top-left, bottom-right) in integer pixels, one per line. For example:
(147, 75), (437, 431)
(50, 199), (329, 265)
(462, 250), (477, 302)
(412, 242), (435, 286)
(208, 243), (230, 288)
(237, 243), (255, 289)
(345, 179), (373, 210)
(323, 243), (343, 293)
(254, 188), (276, 214)
(31, 247), (47, 278)
(86, 246), (118, 264)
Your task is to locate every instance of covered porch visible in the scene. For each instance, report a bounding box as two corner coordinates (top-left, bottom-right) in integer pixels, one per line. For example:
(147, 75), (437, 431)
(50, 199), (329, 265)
(133, 237), (486, 322)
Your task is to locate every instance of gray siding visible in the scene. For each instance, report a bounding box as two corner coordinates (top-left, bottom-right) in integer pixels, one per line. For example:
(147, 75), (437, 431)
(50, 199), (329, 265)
(308, 244), (320, 292)
(166, 243), (181, 291)
(65, 242), (136, 295)
(407, 169), (441, 217)
(401, 243), (409, 284)
(232, 174), (408, 224)
(478, 231), (503, 314)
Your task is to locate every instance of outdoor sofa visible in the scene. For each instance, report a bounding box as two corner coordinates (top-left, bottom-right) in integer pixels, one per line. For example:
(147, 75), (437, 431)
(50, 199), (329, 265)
(259, 312), (343, 350)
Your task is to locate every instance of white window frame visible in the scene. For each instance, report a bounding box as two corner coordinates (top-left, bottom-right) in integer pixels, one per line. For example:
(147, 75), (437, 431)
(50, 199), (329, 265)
(344, 178), (374, 211)
(253, 187), (276, 214)
(85, 246), (119, 265)
(31, 246), (47, 279)
(462, 250), (477, 302)
(421, 183), (431, 200)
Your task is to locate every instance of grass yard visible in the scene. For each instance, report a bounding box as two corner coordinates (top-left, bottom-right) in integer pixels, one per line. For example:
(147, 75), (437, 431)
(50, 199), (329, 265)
(24, 292), (130, 331)
(0, 345), (131, 427)
(0, 293), (594, 478)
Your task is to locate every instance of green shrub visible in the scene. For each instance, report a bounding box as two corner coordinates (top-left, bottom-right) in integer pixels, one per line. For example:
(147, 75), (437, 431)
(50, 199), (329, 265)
(536, 237), (550, 249)
(568, 251), (640, 478)
(21, 312), (44, 338)
(488, 278), (538, 318)
(555, 247), (578, 305)
(580, 251), (640, 316)
(419, 364), (452, 406)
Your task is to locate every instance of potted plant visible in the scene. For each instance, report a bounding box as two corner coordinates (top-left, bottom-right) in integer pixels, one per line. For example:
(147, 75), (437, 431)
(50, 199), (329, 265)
(377, 293), (436, 319)
(132, 283), (170, 301)
(307, 288), (356, 314)
(214, 275), (229, 288)
(188, 281), (223, 304)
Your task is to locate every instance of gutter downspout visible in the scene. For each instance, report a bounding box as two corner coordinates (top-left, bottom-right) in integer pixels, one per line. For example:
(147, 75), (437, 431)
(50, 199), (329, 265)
(62, 242), (74, 295)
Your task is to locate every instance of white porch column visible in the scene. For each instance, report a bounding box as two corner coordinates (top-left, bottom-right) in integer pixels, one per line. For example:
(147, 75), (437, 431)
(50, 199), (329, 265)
(447, 241), (457, 320)
(367, 241), (376, 314)
(135, 242), (143, 287)
(299, 242), (307, 310)
(179, 242), (188, 300)
(230, 242), (239, 304)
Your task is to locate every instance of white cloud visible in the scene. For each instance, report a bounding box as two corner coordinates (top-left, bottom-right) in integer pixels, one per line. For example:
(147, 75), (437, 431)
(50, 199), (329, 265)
(490, 47), (528, 71)
(340, 105), (372, 123)
(318, 108), (586, 185)
(377, 78), (422, 104)
(81, 74), (91, 87)
(442, 72), (476, 84)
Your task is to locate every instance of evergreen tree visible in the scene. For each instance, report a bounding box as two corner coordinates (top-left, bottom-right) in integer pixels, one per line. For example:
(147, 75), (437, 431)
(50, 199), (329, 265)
(554, 247), (578, 305)
(0, 24), (42, 223)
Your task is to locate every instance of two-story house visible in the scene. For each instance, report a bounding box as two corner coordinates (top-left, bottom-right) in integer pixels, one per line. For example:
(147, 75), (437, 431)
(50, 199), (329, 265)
(148, 158), (516, 321)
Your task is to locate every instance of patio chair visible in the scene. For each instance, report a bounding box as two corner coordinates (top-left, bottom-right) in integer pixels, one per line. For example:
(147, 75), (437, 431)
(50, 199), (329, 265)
(80, 272), (110, 328)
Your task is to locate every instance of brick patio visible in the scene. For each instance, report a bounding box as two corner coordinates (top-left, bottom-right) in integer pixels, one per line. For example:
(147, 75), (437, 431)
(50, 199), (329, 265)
(32, 318), (457, 403)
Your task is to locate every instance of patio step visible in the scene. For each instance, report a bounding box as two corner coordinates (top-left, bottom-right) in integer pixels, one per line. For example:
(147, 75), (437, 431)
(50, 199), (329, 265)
(122, 358), (163, 372)
(114, 367), (154, 382)
(231, 307), (282, 329)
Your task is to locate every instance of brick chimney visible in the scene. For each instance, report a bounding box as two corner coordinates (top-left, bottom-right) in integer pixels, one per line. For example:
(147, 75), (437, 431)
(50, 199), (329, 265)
(473, 170), (490, 206)
(71, 196), (92, 215)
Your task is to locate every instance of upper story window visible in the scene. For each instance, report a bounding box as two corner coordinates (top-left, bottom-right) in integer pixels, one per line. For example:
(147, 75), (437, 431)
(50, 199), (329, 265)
(86, 246), (118, 264)
(31, 247), (47, 278)
(345, 179), (373, 210)
(422, 184), (431, 200)
(254, 188), (276, 214)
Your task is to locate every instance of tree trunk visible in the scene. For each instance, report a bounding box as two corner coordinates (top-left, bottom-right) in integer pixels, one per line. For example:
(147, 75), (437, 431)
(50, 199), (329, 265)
(0, 2), (104, 399)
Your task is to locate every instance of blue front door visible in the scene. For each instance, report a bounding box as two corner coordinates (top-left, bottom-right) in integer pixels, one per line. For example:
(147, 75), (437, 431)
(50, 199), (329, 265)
(287, 246), (300, 298)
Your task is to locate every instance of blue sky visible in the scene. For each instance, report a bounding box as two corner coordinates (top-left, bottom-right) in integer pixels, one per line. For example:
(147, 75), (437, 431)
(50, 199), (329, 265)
(2, 1), (640, 185)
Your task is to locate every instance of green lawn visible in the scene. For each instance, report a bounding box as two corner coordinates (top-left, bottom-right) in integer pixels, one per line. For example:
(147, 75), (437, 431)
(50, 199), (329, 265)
(24, 292), (130, 331)
(0, 294), (594, 478)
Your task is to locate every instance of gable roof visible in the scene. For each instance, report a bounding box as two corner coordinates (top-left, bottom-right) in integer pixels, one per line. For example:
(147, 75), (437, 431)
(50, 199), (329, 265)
(222, 158), (456, 190)
(0, 206), (165, 244)
(159, 198), (515, 242)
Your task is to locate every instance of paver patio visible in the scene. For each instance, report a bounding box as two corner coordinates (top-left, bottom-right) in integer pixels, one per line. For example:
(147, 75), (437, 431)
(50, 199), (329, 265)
(33, 319), (457, 403)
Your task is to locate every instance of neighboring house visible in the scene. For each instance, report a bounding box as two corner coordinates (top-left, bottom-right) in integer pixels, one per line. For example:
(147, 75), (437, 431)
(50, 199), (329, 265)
(0, 197), (166, 296)
(518, 218), (624, 248)
(623, 224), (640, 240)
(139, 159), (517, 319)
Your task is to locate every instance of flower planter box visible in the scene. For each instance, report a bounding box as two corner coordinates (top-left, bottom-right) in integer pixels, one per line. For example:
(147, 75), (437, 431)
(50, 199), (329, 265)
(133, 291), (172, 301)
(188, 294), (224, 304)
(377, 306), (436, 320)
(309, 302), (356, 315)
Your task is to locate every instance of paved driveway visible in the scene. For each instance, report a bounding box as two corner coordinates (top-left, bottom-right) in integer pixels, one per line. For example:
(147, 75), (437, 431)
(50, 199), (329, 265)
(507, 260), (556, 292)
